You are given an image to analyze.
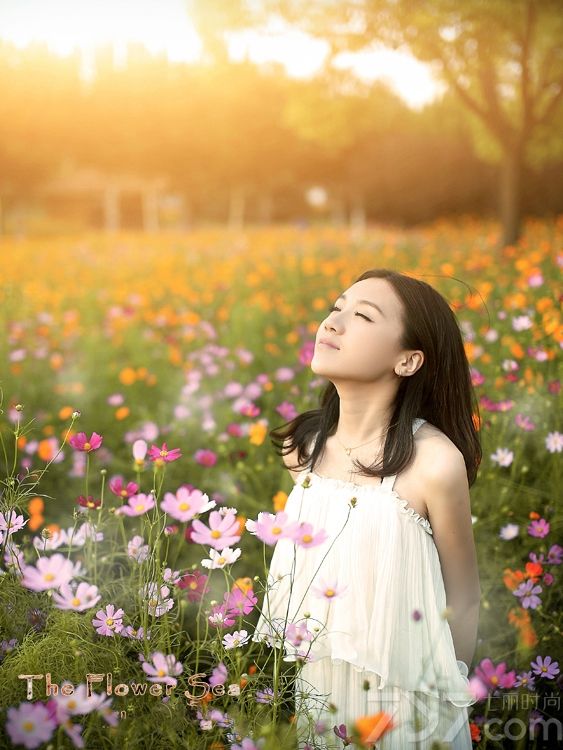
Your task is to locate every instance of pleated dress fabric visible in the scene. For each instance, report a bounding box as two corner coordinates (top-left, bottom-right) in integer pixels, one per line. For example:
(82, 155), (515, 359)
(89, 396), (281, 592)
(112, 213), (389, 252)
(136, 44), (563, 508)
(251, 417), (476, 749)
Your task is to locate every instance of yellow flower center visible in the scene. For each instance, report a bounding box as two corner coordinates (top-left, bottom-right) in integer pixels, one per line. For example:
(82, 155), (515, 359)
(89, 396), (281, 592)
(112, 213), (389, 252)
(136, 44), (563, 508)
(106, 618), (114, 626)
(160, 450), (168, 457)
(84, 442), (91, 450)
(44, 573), (55, 581)
(491, 675), (498, 685)
(211, 530), (221, 539)
(22, 721), (34, 732)
(120, 489), (128, 496)
(189, 582), (197, 589)
(71, 598), (81, 607)
(325, 588), (335, 597)
(135, 504), (145, 512)
(179, 502), (190, 511)
(302, 534), (313, 544)
(157, 669), (166, 677)
(271, 526), (282, 535)
(67, 700), (76, 710)
(218, 557), (226, 565)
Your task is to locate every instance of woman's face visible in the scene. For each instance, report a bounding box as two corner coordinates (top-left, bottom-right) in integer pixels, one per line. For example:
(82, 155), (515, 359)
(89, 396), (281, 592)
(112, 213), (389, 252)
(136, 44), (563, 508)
(311, 277), (411, 382)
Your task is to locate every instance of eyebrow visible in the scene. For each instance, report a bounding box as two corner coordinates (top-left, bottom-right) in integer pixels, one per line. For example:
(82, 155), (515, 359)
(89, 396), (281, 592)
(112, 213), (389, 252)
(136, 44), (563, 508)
(336, 293), (386, 318)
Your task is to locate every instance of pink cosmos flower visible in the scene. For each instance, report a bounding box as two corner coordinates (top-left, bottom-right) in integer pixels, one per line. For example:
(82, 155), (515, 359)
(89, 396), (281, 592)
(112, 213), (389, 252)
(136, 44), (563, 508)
(190, 510), (241, 551)
(311, 577), (349, 600)
(474, 658), (516, 691)
(115, 493), (155, 517)
(160, 486), (215, 523)
(208, 602), (236, 628)
(0, 511), (28, 535)
(527, 518), (550, 538)
(209, 661), (228, 687)
(148, 442), (182, 465)
(177, 570), (209, 602)
(70, 432), (103, 452)
(141, 583), (174, 617)
(132, 439), (148, 464)
(142, 652), (183, 686)
(285, 621), (314, 648)
(6, 700), (57, 748)
(194, 449), (218, 467)
(291, 521), (329, 549)
(246, 511), (300, 546)
(52, 582), (101, 611)
(21, 554), (75, 592)
(108, 476), (139, 500)
(91, 604), (124, 636)
(225, 586), (257, 617)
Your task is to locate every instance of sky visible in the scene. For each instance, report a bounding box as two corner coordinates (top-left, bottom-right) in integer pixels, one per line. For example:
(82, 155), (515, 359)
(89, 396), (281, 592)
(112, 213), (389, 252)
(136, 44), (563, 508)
(0, 0), (444, 109)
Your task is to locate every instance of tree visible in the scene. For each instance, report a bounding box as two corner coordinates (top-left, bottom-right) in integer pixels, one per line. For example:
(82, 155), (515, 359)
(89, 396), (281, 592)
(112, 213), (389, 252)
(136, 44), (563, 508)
(204, 0), (563, 246)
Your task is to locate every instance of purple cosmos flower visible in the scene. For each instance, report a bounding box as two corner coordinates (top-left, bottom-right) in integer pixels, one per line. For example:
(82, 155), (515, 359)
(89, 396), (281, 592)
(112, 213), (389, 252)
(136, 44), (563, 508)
(530, 655), (560, 679)
(547, 544), (563, 564)
(91, 604), (124, 636)
(255, 687), (274, 704)
(514, 671), (536, 690)
(513, 579), (542, 609)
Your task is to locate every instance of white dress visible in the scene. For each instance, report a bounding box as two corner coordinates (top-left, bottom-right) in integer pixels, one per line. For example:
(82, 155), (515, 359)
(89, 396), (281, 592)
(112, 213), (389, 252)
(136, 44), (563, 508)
(251, 418), (476, 749)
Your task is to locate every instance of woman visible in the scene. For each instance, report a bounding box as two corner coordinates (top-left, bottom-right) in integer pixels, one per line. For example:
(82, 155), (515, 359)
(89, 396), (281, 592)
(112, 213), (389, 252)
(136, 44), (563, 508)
(251, 269), (482, 749)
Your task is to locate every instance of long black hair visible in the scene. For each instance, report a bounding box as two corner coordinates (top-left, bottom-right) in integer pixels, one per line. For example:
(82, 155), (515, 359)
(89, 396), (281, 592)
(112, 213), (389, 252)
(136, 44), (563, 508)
(269, 268), (482, 487)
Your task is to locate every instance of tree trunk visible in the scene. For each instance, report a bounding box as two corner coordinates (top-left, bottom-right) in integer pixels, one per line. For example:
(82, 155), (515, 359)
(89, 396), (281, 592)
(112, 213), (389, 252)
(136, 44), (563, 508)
(258, 190), (273, 224)
(349, 188), (366, 241)
(228, 185), (246, 231)
(499, 148), (523, 247)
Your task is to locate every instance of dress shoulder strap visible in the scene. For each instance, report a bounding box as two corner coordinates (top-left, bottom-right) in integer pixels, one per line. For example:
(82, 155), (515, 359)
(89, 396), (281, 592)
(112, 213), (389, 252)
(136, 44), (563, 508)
(380, 417), (426, 491)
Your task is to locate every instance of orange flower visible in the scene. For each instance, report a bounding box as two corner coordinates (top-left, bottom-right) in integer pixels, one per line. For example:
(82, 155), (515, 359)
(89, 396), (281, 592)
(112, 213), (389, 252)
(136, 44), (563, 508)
(28, 498), (44, 514)
(524, 561), (543, 581)
(119, 367), (137, 385)
(248, 422), (267, 446)
(529, 511), (540, 520)
(470, 722), (481, 741)
(355, 712), (395, 746)
(115, 406), (130, 420)
(232, 577), (253, 595)
(273, 490), (288, 512)
(503, 568), (525, 591)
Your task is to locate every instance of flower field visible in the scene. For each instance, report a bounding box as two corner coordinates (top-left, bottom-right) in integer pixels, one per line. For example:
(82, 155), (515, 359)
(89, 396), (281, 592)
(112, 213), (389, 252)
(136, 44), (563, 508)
(0, 218), (561, 749)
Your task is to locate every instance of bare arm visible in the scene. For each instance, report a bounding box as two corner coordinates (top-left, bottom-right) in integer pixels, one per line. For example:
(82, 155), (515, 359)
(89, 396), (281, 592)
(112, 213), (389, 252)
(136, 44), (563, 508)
(424, 444), (481, 668)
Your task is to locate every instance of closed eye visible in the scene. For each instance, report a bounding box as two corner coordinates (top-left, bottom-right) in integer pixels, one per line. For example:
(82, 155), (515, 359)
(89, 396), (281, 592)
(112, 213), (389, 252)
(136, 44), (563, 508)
(328, 305), (372, 322)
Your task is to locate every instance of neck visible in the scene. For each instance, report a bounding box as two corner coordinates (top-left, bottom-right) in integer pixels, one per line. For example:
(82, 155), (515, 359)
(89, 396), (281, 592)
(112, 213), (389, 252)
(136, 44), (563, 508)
(334, 383), (396, 445)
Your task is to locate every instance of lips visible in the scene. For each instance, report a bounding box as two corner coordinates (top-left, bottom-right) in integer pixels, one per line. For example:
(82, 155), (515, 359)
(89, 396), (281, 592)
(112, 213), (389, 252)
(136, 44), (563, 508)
(319, 338), (340, 350)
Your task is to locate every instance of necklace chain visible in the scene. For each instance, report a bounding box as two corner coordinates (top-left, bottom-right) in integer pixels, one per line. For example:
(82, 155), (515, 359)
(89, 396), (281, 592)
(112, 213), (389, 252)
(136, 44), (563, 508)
(335, 427), (389, 457)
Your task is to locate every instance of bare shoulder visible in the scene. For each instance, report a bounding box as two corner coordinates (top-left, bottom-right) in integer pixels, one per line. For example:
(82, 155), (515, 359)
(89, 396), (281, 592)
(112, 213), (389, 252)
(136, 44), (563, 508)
(415, 421), (468, 488)
(281, 437), (303, 484)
